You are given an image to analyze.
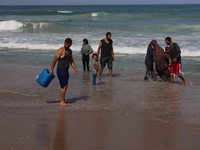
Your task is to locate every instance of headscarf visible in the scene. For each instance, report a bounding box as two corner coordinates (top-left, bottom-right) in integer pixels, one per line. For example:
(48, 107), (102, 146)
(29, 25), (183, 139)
(152, 41), (170, 81)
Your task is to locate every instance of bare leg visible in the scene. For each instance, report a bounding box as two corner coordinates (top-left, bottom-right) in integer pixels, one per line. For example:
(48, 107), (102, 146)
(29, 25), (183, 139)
(60, 84), (69, 106)
(170, 75), (174, 84)
(178, 75), (186, 85)
(109, 68), (112, 77)
(99, 67), (104, 76)
(153, 70), (157, 81)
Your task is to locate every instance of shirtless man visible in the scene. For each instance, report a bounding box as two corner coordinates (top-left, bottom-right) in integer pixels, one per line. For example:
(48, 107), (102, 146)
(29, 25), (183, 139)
(97, 32), (115, 77)
(49, 38), (78, 106)
(165, 37), (186, 85)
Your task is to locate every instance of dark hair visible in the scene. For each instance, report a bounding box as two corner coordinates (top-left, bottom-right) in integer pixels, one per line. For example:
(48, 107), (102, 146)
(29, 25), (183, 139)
(165, 37), (172, 41)
(83, 39), (88, 44)
(165, 46), (169, 50)
(92, 53), (98, 58)
(65, 38), (72, 44)
(106, 32), (112, 36)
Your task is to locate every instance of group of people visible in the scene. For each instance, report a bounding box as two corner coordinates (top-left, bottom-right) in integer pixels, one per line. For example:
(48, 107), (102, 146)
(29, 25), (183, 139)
(144, 37), (186, 85)
(49, 32), (114, 106)
(80, 32), (114, 85)
(49, 32), (186, 106)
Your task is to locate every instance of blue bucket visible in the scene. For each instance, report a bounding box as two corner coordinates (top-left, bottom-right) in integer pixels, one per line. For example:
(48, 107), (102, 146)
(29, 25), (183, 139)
(36, 69), (55, 88)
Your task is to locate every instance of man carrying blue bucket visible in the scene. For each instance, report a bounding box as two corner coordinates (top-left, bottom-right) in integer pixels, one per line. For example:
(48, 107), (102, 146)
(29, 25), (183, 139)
(49, 38), (78, 106)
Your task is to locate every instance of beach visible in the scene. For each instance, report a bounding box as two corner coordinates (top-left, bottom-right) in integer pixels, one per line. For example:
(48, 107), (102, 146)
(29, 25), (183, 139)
(1, 62), (200, 150)
(1, 4), (200, 150)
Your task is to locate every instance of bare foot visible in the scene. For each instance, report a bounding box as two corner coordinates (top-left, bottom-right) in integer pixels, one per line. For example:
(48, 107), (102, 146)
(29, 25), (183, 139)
(183, 79), (186, 85)
(97, 74), (101, 81)
(60, 102), (70, 106)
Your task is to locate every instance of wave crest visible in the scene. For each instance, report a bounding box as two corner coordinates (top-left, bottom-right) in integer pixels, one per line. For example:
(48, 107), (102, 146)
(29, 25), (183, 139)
(0, 20), (23, 31)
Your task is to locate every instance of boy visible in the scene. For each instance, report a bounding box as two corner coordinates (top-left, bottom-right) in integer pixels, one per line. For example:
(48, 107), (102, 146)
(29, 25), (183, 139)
(165, 37), (186, 85)
(92, 54), (99, 85)
(164, 46), (170, 67)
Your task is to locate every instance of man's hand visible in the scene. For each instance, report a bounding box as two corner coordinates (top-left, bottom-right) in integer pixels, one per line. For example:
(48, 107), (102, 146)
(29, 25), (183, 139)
(49, 69), (53, 74)
(74, 69), (78, 74)
(112, 56), (115, 61)
(173, 58), (177, 63)
(85, 53), (88, 55)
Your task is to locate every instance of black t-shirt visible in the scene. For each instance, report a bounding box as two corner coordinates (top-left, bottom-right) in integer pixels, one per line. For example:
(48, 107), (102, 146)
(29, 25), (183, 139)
(169, 43), (181, 64)
(100, 39), (113, 58)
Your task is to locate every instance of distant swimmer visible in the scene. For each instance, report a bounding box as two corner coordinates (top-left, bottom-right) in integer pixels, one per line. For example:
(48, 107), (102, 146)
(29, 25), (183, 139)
(97, 32), (115, 77)
(165, 37), (186, 85)
(49, 38), (78, 106)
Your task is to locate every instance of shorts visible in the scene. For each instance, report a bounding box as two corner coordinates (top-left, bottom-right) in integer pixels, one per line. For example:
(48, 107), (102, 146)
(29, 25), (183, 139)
(170, 63), (181, 76)
(57, 69), (69, 89)
(100, 56), (113, 69)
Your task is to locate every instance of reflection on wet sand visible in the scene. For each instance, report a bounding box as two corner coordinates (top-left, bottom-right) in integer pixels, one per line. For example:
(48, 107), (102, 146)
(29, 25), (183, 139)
(52, 108), (69, 150)
(39, 108), (70, 150)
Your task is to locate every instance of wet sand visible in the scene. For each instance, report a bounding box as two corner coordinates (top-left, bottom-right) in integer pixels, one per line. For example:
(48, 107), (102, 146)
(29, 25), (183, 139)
(1, 63), (200, 150)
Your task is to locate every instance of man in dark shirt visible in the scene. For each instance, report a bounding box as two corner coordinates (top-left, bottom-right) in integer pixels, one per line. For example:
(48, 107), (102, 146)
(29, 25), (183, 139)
(97, 32), (115, 77)
(49, 38), (78, 106)
(165, 37), (186, 85)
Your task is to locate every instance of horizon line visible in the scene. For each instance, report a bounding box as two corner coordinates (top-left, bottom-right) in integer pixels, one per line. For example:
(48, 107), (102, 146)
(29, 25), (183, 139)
(1, 4), (200, 6)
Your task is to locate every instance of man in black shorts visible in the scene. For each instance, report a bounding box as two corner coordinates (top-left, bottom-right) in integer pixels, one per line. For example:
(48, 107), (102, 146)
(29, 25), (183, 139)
(97, 32), (115, 77)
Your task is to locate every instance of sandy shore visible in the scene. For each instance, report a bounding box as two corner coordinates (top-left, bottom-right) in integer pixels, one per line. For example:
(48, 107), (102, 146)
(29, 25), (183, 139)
(1, 63), (200, 150)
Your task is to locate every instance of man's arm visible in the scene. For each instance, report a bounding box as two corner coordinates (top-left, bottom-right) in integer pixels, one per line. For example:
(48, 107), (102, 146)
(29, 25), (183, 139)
(97, 41), (102, 60)
(49, 48), (62, 74)
(111, 44), (114, 61)
(70, 50), (78, 74)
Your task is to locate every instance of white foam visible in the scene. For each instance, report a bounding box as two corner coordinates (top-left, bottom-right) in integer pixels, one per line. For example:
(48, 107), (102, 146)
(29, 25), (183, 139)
(58, 11), (73, 14)
(0, 41), (200, 57)
(0, 20), (23, 31)
(91, 13), (99, 17)
(182, 50), (200, 57)
(0, 42), (60, 51)
(31, 23), (48, 29)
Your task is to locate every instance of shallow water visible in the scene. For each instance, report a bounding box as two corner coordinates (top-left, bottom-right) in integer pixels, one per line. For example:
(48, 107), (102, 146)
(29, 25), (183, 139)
(0, 62), (200, 128)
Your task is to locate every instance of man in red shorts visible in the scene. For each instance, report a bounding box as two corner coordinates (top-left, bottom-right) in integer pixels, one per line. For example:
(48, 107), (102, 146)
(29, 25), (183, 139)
(165, 37), (186, 85)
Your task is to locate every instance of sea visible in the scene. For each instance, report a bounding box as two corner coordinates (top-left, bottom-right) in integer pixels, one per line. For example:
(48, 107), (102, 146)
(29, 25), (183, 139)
(0, 5), (200, 128)
(0, 5), (200, 74)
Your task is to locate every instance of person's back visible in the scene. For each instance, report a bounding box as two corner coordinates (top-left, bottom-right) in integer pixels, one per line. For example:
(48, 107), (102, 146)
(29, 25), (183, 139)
(145, 40), (155, 65)
(57, 47), (71, 74)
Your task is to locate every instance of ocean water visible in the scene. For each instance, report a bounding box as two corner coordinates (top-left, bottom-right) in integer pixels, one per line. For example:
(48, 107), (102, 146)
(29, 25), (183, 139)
(0, 5), (200, 83)
(0, 5), (200, 77)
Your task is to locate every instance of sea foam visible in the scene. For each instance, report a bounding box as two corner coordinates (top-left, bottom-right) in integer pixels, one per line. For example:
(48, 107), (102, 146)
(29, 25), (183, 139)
(58, 11), (73, 13)
(91, 13), (99, 17)
(0, 20), (23, 31)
